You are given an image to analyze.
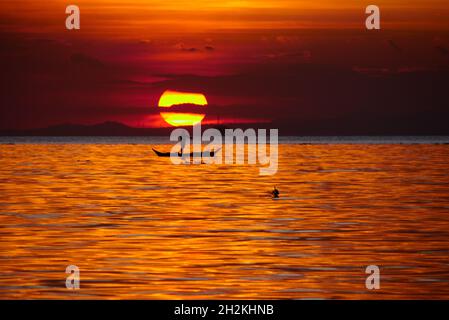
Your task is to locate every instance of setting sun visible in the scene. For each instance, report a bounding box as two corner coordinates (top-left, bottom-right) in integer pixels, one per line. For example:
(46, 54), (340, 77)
(158, 90), (207, 127)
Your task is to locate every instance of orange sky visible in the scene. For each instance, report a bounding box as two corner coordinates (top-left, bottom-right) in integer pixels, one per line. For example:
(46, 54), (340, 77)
(2, 0), (449, 39)
(1, 1), (449, 132)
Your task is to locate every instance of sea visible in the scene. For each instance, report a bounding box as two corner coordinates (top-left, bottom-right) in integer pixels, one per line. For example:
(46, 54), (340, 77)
(1, 136), (449, 299)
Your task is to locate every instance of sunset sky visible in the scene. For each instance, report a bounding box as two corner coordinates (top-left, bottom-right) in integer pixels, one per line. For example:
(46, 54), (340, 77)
(1, 0), (448, 134)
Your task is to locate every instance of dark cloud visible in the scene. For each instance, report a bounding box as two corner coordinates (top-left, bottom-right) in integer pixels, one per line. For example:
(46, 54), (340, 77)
(1, 29), (449, 134)
(387, 39), (402, 53)
(174, 42), (200, 52)
(150, 62), (449, 134)
(173, 42), (216, 53)
(435, 45), (449, 56)
(70, 53), (105, 69)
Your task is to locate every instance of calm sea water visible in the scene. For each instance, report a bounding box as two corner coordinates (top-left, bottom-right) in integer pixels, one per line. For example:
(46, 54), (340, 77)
(1, 137), (449, 299)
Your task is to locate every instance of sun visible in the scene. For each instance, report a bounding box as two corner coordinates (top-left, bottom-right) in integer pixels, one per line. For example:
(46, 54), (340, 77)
(158, 90), (207, 126)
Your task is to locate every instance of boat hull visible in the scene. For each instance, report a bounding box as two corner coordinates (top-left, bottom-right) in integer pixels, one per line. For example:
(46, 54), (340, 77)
(152, 148), (218, 158)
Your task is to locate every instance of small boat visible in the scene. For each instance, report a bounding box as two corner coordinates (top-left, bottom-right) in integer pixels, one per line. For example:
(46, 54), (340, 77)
(152, 148), (219, 158)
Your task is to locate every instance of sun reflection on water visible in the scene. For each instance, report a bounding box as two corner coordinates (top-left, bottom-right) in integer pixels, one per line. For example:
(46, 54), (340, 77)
(0, 143), (449, 299)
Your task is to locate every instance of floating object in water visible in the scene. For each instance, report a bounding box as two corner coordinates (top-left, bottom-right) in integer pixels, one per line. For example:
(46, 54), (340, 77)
(271, 186), (280, 198)
(152, 148), (219, 158)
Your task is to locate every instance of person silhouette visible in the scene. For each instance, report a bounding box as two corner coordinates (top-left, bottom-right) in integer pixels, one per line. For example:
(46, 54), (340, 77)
(178, 136), (185, 157)
(271, 186), (280, 198)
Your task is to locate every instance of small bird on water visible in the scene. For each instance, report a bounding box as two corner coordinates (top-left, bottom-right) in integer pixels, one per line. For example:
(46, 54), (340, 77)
(271, 186), (280, 198)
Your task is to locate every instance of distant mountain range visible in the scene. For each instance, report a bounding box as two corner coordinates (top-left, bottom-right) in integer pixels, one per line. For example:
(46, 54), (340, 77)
(0, 122), (170, 136)
(4, 120), (447, 136)
(0, 121), (238, 136)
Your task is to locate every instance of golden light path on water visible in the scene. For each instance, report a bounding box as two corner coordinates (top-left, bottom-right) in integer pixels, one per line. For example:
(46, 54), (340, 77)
(0, 143), (449, 299)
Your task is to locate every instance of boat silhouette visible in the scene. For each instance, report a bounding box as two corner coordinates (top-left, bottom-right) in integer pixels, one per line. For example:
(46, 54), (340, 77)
(152, 148), (220, 158)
